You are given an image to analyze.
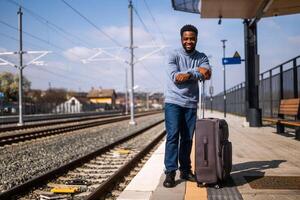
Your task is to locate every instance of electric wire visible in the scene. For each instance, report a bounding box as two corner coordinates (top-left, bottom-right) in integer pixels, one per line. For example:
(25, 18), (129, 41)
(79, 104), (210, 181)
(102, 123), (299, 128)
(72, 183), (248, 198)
(0, 31), (101, 85)
(133, 7), (157, 46)
(60, 0), (124, 48)
(6, 0), (94, 47)
(143, 0), (167, 43)
(60, 0), (163, 87)
(2, 1), (164, 91)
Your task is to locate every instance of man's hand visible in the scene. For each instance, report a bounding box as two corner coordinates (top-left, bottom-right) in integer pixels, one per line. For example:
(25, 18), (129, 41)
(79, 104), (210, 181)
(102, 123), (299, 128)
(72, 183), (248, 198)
(175, 73), (191, 83)
(198, 67), (211, 80)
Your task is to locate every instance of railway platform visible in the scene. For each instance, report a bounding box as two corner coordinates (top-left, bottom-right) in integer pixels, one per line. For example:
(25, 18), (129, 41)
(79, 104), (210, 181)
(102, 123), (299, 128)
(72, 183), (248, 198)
(117, 111), (300, 200)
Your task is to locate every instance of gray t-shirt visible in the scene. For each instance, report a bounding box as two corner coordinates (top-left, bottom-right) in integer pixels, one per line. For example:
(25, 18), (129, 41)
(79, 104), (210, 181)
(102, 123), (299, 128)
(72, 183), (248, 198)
(164, 48), (210, 108)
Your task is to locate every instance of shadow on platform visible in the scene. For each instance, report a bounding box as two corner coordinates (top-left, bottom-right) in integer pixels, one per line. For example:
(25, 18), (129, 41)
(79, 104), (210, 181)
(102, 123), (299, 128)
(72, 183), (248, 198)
(228, 160), (287, 187)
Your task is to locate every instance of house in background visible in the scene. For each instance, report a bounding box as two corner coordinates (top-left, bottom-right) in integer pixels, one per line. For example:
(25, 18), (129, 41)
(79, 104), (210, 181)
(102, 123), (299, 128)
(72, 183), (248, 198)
(55, 96), (90, 113)
(87, 88), (117, 109)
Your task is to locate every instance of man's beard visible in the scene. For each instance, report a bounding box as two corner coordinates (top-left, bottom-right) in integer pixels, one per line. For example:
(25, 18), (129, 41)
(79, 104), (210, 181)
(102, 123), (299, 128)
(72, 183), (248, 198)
(183, 45), (195, 53)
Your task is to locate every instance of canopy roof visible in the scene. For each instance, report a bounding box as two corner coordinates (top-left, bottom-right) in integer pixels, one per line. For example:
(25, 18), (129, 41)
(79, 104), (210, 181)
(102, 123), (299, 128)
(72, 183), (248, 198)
(172, 0), (300, 19)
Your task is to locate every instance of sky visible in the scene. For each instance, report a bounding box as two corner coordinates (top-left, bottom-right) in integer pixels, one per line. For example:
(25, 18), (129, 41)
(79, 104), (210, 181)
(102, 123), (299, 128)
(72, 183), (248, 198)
(0, 0), (299, 95)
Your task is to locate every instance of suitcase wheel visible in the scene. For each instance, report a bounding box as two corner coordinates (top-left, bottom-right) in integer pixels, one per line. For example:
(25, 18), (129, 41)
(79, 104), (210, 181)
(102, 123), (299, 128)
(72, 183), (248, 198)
(197, 182), (204, 187)
(214, 184), (220, 189)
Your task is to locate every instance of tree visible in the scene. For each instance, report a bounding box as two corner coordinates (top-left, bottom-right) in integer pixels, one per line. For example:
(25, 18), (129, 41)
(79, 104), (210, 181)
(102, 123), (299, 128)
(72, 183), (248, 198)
(0, 72), (31, 102)
(42, 88), (68, 104)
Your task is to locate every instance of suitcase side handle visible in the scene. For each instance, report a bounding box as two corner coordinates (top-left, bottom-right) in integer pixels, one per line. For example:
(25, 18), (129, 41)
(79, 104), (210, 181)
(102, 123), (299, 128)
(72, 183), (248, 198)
(203, 136), (208, 166)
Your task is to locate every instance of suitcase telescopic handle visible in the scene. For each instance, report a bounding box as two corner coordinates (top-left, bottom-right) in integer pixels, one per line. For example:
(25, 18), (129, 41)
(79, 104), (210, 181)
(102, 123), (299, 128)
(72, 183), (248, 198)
(202, 81), (205, 119)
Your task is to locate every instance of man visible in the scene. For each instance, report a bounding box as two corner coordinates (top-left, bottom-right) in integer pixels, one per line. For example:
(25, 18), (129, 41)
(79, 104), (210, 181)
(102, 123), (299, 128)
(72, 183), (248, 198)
(164, 24), (211, 188)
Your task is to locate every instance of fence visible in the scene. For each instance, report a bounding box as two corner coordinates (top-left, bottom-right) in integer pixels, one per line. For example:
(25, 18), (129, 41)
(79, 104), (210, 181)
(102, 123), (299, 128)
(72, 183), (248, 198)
(209, 55), (300, 117)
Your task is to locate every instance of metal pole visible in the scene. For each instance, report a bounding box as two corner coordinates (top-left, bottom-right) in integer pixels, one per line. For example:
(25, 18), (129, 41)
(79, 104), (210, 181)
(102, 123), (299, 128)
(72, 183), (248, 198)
(221, 39), (227, 118)
(202, 81), (205, 118)
(210, 78), (213, 113)
(125, 68), (128, 114)
(146, 92), (149, 111)
(293, 59), (298, 98)
(128, 0), (136, 125)
(17, 7), (24, 126)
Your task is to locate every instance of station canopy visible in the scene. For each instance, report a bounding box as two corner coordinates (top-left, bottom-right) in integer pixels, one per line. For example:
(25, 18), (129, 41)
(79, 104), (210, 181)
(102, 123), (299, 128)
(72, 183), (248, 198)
(171, 0), (300, 18)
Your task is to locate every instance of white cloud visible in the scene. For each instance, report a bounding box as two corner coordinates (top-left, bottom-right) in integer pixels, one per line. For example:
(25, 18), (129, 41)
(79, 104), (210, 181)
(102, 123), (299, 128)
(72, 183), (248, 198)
(87, 26), (157, 47)
(63, 46), (97, 62)
(0, 47), (7, 52)
(265, 19), (281, 30)
(288, 35), (300, 45)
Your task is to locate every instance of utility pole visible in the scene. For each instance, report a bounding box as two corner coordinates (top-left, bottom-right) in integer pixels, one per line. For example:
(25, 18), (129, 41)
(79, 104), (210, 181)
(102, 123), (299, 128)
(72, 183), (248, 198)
(125, 68), (128, 114)
(146, 92), (149, 111)
(221, 39), (227, 118)
(0, 7), (50, 126)
(128, 0), (136, 125)
(209, 72), (213, 113)
(17, 7), (24, 126)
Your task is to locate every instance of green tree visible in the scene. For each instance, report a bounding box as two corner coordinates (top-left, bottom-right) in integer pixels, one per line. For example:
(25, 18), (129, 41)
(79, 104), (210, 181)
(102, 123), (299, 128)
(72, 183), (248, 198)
(0, 72), (31, 102)
(42, 88), (68, 104)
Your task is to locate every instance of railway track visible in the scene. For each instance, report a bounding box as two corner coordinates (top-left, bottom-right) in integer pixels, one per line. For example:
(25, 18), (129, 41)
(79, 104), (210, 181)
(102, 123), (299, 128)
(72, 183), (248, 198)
(0, 111), (161, 146)
(0, 110), (122, 125)
(0, 119), (165, 200)
(0, 112), (123, 132)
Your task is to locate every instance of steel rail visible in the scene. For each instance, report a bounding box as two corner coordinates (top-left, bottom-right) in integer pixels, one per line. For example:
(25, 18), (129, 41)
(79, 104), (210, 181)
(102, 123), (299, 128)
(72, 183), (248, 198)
(0, 111), (161, 146)
(0, 110), (121, 125)
(86, 128), (165, 200)
(0, 119), (164, 199)
(0, 112), (122, 132)
(0, 110), (160, 132)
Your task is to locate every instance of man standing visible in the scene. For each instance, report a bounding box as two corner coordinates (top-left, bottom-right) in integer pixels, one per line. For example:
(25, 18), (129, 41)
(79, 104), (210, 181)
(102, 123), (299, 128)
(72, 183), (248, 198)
(164, 24), (211, 188)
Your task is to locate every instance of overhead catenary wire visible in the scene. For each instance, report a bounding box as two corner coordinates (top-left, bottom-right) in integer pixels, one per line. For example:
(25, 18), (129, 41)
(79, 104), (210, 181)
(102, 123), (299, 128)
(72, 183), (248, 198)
(131, 5), (165, 86)
(60, 0), (124, 48)
(133, 6), (166, 57)
(143, 0), (167, 43)
(6, 0), (95, 48)
(0, 20), (67, 52)
(59, 0), (163, 88)
(0, 22), (134, 88)
(0, 31), (102, 85)
(2, 0), (164, 91)
(133, 7), (157, 46)
(0, 19), (97, 69)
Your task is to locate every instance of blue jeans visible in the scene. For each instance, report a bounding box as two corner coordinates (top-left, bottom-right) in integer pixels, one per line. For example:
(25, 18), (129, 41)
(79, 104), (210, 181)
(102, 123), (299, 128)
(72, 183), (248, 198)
(164, 103), (197, 174)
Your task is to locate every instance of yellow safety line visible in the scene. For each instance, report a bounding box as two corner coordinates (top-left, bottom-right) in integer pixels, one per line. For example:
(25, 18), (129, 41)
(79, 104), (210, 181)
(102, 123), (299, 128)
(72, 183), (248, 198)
(184, 136), (207, 200)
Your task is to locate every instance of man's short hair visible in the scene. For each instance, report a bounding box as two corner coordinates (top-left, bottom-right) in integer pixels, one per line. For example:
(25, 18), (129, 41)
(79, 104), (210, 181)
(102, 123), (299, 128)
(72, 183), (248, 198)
(180, 24), (198, 37)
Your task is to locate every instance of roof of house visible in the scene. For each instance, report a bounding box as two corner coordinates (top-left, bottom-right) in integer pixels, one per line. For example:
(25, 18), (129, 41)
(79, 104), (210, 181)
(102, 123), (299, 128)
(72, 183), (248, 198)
(87, 88), (116, 98)
(74, 96), (90, 104)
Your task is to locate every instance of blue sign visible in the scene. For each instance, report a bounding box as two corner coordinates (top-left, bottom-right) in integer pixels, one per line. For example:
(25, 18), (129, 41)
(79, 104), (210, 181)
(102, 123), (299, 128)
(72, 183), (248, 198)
(0, 92), (4, 99)
(222, 57), (241, 65)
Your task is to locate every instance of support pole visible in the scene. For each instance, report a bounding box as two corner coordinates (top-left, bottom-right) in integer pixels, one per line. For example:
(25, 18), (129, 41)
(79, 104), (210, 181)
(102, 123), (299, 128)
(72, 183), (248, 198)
(128, 0), (136, 125)
(221, 39), (227, 118)
(125, 68), (128, 114)
(17, 7), (24, 126)
(146, 92), (149, 111)
(244, 19), (262, 127)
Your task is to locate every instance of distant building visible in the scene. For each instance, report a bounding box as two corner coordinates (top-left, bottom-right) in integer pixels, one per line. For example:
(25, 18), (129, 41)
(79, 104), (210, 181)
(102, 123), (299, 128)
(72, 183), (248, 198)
(116, 91), (164, 111)
(55, 96), (90, 113)
(87, 88), (117, 109)
(116, 92), (126, 105)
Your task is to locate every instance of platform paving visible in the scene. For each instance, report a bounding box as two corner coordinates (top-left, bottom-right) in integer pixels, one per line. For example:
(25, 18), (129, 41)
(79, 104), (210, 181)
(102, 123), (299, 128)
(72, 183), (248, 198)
(117, 111), (300, 200)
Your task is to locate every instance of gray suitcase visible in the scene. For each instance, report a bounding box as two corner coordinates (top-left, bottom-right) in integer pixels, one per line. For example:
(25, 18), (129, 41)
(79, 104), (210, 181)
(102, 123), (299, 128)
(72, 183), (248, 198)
(195, 82), (232, 188)
(195, 118), (232, 188)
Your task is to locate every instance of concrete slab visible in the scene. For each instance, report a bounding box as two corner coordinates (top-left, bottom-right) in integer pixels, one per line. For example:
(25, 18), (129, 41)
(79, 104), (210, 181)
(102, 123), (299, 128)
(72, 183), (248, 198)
(125, 141), (165, 192)
(206, 111), (300, 200)
(117, 141), (166, 200)
(117, 190), (152, 200)
(118, 111), (300, 200)
(150, 173), (186, 200)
